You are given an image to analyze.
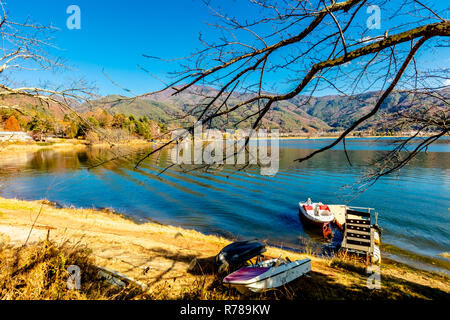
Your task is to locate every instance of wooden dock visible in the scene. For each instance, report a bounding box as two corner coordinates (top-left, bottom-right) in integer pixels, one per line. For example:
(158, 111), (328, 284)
(328, 204), (381, 263)
(328, 204), (347, 229)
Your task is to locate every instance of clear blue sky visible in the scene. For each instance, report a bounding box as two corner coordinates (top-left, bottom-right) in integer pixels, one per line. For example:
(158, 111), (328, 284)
(6, 0), (221, 96)
(4, 0), (449, 97)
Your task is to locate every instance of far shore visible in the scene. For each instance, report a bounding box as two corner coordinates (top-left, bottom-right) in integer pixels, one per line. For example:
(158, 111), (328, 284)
(277, 135), (424, 140)
(2, 133), (443, 155)
(0, 196), (448, 299)
(0, 138), (158, 154)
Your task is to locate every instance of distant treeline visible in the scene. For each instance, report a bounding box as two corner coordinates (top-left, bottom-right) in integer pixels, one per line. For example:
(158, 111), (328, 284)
(0, 107), (167, 142)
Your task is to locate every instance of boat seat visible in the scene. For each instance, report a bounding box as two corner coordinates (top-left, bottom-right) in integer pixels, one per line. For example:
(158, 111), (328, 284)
(224, 267), (270, 283)
(314, 206), (319, 216)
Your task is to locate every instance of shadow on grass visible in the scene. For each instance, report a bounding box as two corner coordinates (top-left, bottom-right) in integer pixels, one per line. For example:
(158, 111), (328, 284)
(161, 247), (449, 300)
(208, 269), (449, 300)
(90, 245), (449, 300)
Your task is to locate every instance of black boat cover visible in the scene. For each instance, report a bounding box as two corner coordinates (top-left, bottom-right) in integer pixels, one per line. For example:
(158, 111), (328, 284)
(215, 240), (266, 268)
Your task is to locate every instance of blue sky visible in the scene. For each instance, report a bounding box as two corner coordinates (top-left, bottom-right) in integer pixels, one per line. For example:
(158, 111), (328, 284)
(6, 0), (218, 95)
(4, 0), (449, 97)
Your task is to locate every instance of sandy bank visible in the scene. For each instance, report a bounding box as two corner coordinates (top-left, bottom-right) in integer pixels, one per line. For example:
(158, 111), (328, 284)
(0, 197), (448, 299)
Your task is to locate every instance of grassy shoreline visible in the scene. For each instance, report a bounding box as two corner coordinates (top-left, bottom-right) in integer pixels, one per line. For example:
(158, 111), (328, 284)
(0, 138), (155, 153)
(0, 133), (431, 151)
(1, 134), (441, 157)
(0, 196), (448, 300)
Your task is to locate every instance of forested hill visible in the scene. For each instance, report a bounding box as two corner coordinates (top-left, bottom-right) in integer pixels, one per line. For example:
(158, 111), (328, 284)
(82, 86), (449, 134)
(1, 86), (448, 135)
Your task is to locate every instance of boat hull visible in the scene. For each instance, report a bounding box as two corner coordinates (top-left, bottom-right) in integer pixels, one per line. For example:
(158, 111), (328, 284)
(223, 259), (311, 294)
(298, 205), (334, 226)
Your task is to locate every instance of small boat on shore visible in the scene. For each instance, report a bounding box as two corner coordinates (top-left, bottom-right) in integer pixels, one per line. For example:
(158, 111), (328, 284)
(223, 258), (311, 294)
(215, 240), (266, 273)
(299, 198), (334, 226)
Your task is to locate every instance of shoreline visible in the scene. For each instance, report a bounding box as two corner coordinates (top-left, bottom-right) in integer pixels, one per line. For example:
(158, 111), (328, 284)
(1, 140), (449, 276)
(0, 138), (158, 155)
(1, 134), (442, 151)
(277, 135), (431, 140)
(0, 196), (448, 299)
(1, 134), (446, 157)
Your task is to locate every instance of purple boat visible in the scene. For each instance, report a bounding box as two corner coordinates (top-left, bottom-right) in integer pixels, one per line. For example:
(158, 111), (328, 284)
(223, 258), (311, 294)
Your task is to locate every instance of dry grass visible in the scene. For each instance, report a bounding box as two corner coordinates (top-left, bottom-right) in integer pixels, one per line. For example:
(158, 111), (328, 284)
(0, 240), (147, 300)
(0, 197), (449, 300)
(1, 239), (448, 300)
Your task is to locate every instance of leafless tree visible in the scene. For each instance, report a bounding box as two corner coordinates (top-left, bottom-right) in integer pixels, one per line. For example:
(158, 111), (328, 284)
(0, 1), (99, 140)
(128, 0), (449, 184)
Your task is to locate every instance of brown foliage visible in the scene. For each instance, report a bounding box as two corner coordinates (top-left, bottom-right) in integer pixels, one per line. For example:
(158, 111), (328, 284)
(85, 130), (100, 144)
(4, 115), (21, 131)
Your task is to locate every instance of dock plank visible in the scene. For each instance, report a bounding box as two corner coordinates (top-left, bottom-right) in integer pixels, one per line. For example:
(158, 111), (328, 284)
(328, 204), (347, 226)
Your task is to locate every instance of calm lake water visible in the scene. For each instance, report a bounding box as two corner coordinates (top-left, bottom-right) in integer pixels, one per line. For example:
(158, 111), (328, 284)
(1, 137), (449, 273)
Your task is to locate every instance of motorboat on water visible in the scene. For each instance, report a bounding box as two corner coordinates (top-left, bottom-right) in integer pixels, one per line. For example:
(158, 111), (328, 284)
(223, 257), (311, 294)
(299, 198), (334, 226)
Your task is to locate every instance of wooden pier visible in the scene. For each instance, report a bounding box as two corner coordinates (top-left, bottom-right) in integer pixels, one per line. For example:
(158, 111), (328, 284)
(328, 204), (347, 228)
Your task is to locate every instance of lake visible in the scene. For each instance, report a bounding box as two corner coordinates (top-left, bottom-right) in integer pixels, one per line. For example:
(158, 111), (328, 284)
(1, 137), (449, 273)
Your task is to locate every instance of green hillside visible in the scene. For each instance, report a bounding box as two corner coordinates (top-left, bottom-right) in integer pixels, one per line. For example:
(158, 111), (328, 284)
(78, 86), (449, 133)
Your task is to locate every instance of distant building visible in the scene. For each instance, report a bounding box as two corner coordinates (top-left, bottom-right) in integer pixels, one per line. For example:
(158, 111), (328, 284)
(0, 131), (33, 142)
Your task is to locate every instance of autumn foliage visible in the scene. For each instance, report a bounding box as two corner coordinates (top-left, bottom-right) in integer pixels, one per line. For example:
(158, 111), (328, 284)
(4, 115), (21, 131)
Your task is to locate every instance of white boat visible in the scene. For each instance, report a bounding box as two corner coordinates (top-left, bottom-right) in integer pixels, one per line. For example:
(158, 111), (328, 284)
(223, 258), (311, 294)
(372, 244), (381, 264)
(372, 229), (381, 263)
(299, 198), (334, 226)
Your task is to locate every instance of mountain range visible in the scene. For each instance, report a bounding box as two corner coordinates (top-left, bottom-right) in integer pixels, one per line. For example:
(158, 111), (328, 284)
(2, 85), (448, 134)
(80, 86), (448, 133)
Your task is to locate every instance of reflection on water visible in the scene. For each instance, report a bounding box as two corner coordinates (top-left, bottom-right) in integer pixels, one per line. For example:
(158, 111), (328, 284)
(0, 138), (449, 274)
